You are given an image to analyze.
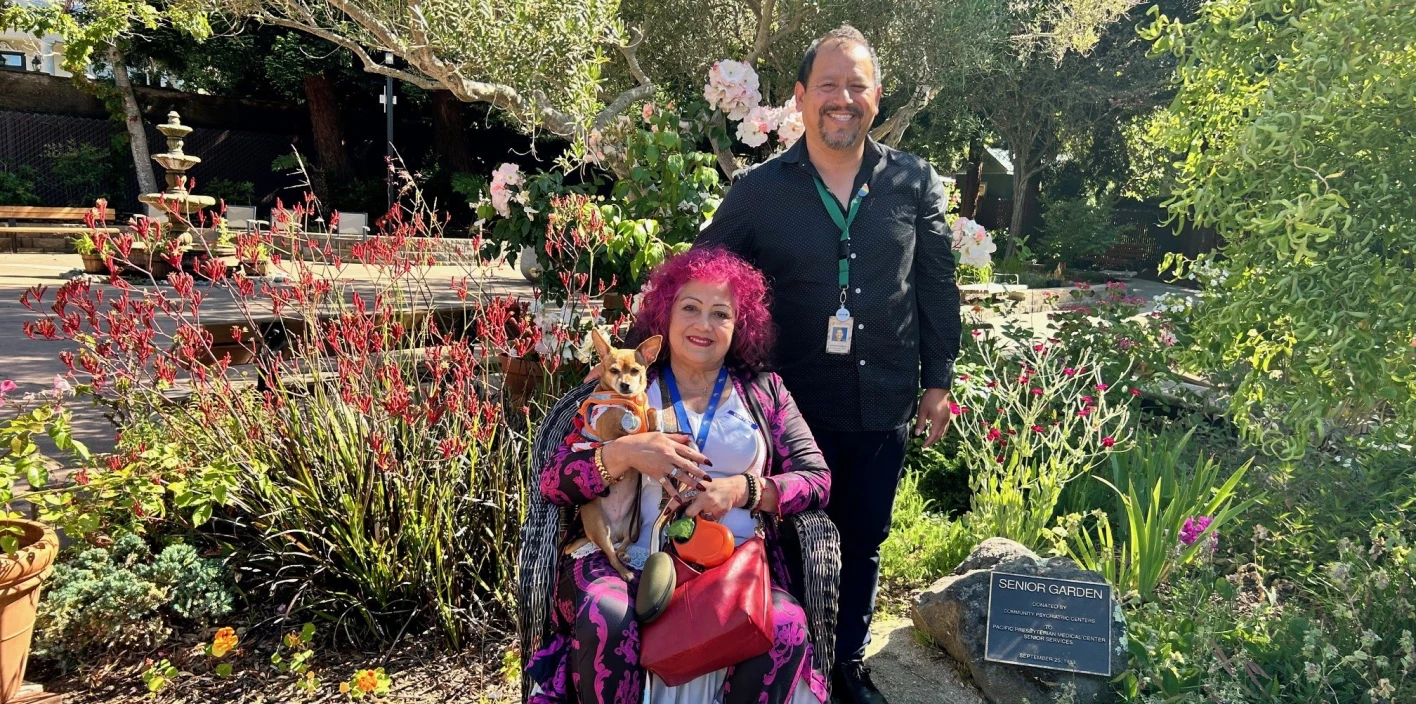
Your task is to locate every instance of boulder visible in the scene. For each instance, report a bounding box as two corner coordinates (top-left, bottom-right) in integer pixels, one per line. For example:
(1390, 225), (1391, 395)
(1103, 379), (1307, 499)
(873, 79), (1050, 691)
(911, 539), (1127, 704)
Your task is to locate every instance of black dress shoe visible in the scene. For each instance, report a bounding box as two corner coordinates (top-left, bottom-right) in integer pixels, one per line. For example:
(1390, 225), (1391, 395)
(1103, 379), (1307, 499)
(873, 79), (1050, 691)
(833, 661), (889, 704)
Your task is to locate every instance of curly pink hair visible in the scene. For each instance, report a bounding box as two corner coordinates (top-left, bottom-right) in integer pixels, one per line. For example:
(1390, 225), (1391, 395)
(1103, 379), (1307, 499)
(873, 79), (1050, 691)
(627, 248), (775, 372)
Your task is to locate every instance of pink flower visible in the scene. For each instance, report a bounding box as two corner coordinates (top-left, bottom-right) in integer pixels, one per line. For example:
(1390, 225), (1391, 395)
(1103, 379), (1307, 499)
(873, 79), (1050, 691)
(1101, 436), (1115, 447)
(971, 329), (982, 337)
(1130, 388), (1141, 397)
(959, 374), (969, 381)
(1033, 344), (1044, 352)
(1063, 367), (1077, 377)
(642, 102), (655, 121)
(1031, 387), (1043, 396)
(949, 402), (962, 415)
(986, 427), (1002, 441)
(1179, 516), (1219, 552)
(1031, 425), (1043, 433)
(0, 380), (15, 395)
(995, 456), (1005, 464)
(1082, 396), (1094, 404)
(777, 97), (805, 147)
(1077, 407), (1091, 417)
(1095, 383), (1109, 391)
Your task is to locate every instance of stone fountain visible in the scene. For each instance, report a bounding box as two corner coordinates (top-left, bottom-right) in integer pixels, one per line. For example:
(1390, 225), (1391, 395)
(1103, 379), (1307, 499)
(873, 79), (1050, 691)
(138, 111), (216, 240)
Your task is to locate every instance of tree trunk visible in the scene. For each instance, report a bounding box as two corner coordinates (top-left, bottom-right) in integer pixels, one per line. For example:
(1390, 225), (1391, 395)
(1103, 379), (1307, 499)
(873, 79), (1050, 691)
(302, 75), (353, 184)
(959, 137), (985, 219)
(1007, 143), (1038, 261)
(108, 45), (158, 197)
(430, 90), (473, 173)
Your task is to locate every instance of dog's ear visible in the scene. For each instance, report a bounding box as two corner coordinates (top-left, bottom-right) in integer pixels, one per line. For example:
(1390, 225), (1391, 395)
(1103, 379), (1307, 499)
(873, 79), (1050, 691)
(590, 328), (613, 362)
(636, 335), (664, 365)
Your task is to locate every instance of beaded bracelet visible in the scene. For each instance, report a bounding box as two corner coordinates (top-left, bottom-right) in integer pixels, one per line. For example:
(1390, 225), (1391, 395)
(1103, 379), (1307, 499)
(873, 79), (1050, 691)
(744, 473), (761, 512)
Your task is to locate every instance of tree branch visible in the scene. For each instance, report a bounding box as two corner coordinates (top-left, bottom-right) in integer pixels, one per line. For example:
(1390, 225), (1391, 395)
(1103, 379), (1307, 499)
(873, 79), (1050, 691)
(870, 84), (938, 147)
(744, 0), (775, 66)
(262, 15), (440, 89)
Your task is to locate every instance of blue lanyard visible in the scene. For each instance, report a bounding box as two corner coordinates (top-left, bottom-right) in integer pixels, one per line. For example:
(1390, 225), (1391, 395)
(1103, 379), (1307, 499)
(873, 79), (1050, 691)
(663, 366), (730, 452)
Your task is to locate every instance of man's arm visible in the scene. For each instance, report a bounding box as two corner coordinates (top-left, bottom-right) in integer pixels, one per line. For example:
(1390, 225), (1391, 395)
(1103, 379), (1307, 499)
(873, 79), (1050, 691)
(693, 178), (757, 259)
(913, 164), (962, 446)
(915, 164), (962, 389)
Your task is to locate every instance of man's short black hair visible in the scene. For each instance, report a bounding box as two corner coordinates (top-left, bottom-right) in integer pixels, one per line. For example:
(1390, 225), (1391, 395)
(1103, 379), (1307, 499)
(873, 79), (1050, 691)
(796, 25), (882, 88)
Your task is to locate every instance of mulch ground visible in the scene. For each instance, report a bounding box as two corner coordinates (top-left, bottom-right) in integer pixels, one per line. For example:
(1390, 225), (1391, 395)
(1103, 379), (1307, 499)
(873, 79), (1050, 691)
(33, 634), (520, 703)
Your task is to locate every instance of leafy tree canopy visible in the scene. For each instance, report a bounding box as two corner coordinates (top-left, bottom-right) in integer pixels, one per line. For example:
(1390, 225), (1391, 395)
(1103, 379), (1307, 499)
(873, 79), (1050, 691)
(1146, 0), (1416, 455)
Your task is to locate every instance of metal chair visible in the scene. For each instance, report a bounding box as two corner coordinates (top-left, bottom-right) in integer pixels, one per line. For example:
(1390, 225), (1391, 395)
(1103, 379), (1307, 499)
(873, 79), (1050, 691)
(517, 382), (841, 702)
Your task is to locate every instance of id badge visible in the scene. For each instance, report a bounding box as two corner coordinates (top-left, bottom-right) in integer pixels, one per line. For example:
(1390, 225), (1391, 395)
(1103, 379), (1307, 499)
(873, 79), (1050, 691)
(826, 308), (853, 354)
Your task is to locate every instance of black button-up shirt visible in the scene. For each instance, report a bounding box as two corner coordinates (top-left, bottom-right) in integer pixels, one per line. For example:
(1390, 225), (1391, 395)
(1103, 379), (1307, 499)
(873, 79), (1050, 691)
(695, 138), (961, 432)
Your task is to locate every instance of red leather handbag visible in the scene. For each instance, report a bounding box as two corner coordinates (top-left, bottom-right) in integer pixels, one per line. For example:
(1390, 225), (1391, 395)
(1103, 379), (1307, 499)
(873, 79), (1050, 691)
(639, 535), (775, 686)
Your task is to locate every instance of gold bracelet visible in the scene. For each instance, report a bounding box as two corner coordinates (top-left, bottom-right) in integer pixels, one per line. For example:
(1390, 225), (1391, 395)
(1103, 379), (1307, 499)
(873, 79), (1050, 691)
(594, 446), (615, 486)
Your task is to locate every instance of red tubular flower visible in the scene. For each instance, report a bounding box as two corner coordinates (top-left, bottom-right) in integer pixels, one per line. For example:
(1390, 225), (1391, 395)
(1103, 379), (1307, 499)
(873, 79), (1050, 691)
(1101, 436), (1116, 447)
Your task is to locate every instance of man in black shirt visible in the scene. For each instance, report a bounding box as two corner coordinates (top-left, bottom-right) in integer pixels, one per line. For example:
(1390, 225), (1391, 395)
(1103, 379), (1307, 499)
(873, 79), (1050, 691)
(695, 25), (961, 704)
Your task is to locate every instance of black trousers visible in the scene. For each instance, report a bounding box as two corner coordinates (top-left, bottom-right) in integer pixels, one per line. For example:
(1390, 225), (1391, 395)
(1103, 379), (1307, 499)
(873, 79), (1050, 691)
(810, 420), (911, 665)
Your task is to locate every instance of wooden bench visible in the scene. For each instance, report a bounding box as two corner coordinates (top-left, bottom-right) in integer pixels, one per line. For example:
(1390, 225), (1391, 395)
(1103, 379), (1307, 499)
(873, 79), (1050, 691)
(0, 205), (99, 253)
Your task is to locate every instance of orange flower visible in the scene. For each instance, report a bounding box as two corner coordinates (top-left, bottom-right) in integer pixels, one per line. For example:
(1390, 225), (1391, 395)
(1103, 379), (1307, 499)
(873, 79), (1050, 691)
(211, 627), (238, 658)
(285, 632), (303, 649)
(354, 669), (379, 694)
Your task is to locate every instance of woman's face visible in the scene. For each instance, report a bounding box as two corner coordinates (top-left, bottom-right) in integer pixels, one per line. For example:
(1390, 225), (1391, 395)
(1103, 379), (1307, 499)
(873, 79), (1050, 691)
(667, 280), (737, 370)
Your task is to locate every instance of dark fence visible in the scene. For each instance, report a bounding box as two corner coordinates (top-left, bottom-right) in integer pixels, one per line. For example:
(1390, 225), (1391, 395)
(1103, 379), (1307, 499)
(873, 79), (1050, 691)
(0, 110), (297, 214)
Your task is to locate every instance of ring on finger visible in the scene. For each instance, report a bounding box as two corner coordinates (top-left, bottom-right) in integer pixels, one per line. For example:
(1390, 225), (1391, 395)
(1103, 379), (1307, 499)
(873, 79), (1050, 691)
(657, 476), (668, 485)
(669, 467), (681, 479)
(681, 489), (699, 501)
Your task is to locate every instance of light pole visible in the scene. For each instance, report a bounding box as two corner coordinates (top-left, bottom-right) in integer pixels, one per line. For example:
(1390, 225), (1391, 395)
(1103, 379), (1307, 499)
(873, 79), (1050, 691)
(381, 51), (396, 213)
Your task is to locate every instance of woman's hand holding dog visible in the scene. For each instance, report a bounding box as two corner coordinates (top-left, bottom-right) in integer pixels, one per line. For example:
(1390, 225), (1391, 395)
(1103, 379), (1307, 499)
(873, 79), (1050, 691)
(600, 432), (713, 501)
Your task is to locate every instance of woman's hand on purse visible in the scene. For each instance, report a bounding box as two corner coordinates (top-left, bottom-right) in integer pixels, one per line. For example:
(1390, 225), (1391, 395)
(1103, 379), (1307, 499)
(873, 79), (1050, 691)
(672, 475), (747, 522)
(601, 432), (712, 501)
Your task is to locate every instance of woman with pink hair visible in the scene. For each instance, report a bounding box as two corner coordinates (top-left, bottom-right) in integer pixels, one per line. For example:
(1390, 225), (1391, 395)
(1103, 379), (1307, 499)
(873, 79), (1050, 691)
(525, 248), (833, 703)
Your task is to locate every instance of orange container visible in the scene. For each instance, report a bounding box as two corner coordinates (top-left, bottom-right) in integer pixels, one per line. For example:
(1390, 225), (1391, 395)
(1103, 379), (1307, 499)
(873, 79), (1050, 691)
(672, 516), (735, 569)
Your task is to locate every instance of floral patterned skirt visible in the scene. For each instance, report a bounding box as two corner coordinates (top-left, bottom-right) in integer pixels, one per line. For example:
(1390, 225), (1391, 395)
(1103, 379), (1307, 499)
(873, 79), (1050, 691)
(525, 550), (828, 704)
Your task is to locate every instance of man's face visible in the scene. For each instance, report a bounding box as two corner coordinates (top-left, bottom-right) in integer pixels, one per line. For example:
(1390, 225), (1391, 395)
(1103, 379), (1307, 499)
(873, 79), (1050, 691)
(795, 41), (881, 152)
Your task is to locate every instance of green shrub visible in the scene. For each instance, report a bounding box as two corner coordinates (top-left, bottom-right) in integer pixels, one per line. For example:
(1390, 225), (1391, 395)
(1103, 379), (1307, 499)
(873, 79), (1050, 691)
(1035, 195), (1129, 269)
(36, 533), (236, 660)
(1122, 522), (1416, 703)
(880, 472), (974, 591)
(44, 140), (116, 205)
(0, 164), (42, 206)
(1050, 428), (1257, 601)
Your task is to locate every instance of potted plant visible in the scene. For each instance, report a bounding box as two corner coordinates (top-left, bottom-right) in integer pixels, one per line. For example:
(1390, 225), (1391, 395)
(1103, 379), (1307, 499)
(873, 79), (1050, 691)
(0, 380), (83, 700)
(241, 242), (272, 277)
(72, 232), (109, 275)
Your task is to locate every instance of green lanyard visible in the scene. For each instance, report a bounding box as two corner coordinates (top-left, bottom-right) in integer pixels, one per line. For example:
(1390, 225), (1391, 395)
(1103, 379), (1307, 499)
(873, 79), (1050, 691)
(813, 177), (868, 309)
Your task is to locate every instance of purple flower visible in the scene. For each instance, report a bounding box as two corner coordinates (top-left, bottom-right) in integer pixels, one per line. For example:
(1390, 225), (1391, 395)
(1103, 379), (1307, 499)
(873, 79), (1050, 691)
(1180, 516), (1218, 552)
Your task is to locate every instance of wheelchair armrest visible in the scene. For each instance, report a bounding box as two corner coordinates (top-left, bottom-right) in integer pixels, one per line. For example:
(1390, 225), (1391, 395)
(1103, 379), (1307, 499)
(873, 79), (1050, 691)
(783, 509), (841, 678)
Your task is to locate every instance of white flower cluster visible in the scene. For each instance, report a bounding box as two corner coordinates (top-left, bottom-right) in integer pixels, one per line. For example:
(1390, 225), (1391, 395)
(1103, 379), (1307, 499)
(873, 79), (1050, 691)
(704, 60), (761, 120)
(950, 217), (997, 268)
(705, 61), (804, 149)
(528, 301), (597, 364)
(1189, 258), (1229, 287)
(490, 163), (523, 218)
(1151, 293), (1195, 315)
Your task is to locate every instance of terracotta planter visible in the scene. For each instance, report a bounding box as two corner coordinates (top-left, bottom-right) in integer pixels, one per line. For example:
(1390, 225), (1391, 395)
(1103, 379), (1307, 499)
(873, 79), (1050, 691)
(0, 520), (57, 701)
(241, 259), (270, 277)
(498, 354), (545, 404)
(79, 253), (108, 275)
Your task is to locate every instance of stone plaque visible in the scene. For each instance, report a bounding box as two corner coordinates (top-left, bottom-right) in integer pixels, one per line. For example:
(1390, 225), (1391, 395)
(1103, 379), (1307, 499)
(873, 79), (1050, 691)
(984, 571), (1113, 676)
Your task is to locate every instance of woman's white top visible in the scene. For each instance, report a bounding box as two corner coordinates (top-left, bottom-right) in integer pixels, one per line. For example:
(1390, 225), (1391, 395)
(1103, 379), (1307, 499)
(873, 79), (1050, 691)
(622, 382), (765, 569)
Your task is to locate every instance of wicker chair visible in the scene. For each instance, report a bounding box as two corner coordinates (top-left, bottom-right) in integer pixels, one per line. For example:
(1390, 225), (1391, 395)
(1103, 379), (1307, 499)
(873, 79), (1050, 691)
(517, 383), (842, 702)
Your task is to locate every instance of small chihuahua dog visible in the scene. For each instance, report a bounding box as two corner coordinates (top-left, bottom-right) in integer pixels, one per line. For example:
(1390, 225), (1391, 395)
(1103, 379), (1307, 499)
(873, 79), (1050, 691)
(565, 330), (666, 581)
